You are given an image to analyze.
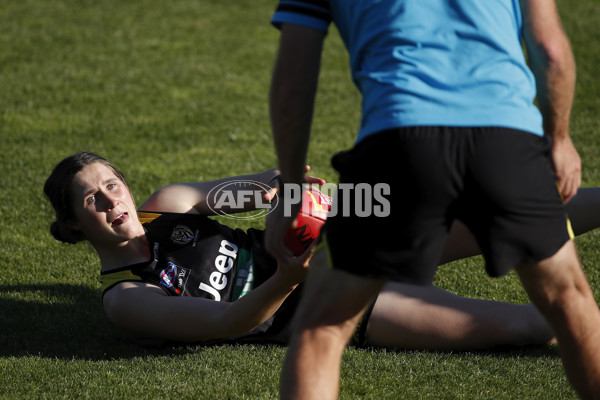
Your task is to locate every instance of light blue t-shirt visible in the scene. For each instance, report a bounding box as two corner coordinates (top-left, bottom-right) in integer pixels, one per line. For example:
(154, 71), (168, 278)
(272, 0), (544, 143)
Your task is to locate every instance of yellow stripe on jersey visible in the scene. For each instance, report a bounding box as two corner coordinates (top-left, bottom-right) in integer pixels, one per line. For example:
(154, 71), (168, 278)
(100, 269), (143, 295)
(138, 211), (162, 224)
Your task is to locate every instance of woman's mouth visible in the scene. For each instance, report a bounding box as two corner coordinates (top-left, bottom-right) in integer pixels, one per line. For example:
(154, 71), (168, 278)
(111, 212), (129, 226)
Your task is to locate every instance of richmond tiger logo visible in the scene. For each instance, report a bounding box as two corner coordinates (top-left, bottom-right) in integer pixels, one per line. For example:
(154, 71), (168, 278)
(170, 225), (195, 245)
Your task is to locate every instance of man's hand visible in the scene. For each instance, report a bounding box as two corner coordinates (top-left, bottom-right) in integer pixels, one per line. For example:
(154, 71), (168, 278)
(552, 136), (581, 203)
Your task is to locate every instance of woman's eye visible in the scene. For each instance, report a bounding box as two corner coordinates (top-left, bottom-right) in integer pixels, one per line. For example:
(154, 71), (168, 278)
(86, 195), (95, 204)
(107, 183), (116, 190)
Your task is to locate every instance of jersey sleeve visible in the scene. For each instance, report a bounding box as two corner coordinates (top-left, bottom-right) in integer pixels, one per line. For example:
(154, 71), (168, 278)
(271, 0), (332, 33)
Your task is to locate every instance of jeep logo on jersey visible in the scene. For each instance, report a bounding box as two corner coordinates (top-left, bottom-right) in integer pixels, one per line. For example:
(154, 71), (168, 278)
(171, 225), (195, 245)
(198, 240), (239, 301)
(206, 180), (275, 220)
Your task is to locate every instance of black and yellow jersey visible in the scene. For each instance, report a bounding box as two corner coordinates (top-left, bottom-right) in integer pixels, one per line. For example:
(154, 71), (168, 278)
(99, 211), (303, 345)
(100, 212), (275, 302)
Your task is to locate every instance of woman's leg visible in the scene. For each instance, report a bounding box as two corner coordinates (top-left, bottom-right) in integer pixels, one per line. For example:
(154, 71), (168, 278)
(439, 187), (600, 265)
(563, 187), (600, 236)
(361, 188), (600, 351)
(366, 282), (554, 350)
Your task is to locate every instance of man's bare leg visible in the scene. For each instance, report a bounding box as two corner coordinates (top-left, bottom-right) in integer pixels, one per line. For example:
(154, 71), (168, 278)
(517, 240), (600, 399)
(280, 249), (384, 400)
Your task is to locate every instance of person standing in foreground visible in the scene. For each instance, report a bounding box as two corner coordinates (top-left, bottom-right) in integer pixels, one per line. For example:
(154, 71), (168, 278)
(264, 1), (600, 399)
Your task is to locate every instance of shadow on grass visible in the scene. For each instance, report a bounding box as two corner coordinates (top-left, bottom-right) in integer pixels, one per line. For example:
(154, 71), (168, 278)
(0, 284), (194, 360)
(0, 283), (561, 362)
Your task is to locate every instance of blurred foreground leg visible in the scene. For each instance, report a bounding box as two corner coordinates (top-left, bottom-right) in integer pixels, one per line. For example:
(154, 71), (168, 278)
(280, 249), (384, 400)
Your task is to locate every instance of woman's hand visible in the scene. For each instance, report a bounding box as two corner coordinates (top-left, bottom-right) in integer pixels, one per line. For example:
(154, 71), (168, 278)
(263, 165), (326, 203)
(273, 239), (317, 287)
(303, 165), (327, 186)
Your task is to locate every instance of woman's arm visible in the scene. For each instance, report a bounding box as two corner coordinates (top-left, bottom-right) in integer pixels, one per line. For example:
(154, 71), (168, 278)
(102, 248), (311, 343)
(139, 167), (325, 216)
(139, 169), (281, 215)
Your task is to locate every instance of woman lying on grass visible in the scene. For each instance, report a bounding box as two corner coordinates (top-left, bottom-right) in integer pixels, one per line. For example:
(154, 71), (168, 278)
(44, 152), (600, 349)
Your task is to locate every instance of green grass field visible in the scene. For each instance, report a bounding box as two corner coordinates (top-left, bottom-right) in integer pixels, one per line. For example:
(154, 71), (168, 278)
(1, 0), (599, 398)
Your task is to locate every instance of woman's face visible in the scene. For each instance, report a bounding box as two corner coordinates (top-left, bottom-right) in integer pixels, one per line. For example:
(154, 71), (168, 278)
(69, 162), (142, 246)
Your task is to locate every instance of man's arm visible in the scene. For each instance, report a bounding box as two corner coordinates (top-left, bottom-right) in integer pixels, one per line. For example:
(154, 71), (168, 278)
(520, 0), (579, 202)
(266, 23), (326, 260)
(269, 23), (326, 186)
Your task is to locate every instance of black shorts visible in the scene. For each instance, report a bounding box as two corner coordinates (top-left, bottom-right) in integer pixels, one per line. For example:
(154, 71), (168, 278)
(320, 126), (572, 285)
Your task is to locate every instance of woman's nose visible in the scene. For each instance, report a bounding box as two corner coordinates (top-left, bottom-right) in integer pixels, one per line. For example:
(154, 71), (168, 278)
(102, 192), (119, 210)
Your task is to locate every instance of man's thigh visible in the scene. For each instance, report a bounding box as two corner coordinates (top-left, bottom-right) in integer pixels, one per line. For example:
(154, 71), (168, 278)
(293, 248), (384, 333)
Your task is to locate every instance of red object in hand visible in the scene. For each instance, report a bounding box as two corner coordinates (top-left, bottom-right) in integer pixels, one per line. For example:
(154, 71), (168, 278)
(284, 187), (332, 255)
